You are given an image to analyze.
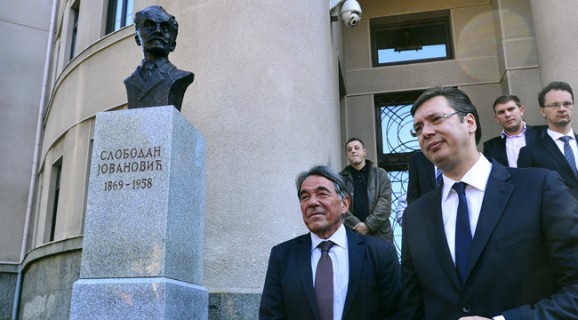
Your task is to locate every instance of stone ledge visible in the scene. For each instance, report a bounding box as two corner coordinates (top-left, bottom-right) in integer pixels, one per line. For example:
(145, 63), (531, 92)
(21, 236), (84, 273)
(0, 263), (18, 273)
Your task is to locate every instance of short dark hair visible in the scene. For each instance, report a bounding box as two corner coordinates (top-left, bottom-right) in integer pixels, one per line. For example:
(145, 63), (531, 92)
(411, 87), (482, 144)
(492, 95), (521, 112)
(538, 81), (574, 107)
(345, 137), (365, 150)
(295, 165), (348, 200)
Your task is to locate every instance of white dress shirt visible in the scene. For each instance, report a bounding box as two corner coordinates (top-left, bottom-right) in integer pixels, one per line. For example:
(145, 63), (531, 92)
(502, 123), (527, 167)
(310, 224), (349, 320)
(440, 154), (492, 264)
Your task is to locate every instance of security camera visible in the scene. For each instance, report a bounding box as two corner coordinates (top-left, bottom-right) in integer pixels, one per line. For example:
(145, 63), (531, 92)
(340, 0), (362, 27)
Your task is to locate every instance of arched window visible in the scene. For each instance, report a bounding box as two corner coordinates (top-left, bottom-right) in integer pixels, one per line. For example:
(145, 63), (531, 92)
(375, 91), (422, 249)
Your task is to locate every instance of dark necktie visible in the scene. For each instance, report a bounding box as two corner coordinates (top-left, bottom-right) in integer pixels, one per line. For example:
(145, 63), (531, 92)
(141, 62), (156, 82)
(315, 241), (334, 320)
(453, 182), (471, 285)
(560, 136), (578, 176)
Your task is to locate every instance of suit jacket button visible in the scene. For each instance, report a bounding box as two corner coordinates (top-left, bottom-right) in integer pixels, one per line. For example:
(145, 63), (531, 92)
(462, 305), (472, 313)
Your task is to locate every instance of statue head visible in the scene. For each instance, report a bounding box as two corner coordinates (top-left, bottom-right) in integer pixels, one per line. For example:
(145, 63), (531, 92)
(134, 6), (178, 59)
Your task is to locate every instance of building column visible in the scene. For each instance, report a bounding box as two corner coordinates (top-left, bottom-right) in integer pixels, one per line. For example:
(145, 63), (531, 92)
(165, 1), (342, 317)
(530, 0), (578, 86)
(490, 0), (543, 123)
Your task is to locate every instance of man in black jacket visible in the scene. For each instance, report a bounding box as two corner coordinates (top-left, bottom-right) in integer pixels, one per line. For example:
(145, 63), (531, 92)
(340, 138), (393, 241)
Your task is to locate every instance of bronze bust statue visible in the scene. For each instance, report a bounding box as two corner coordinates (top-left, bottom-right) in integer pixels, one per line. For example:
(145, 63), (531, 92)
(124, 6), (194, 111)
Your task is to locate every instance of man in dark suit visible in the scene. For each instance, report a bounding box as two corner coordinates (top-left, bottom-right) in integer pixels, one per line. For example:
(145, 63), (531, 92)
(483, 95), (546, 167)
(402, 87), (578, 319)
(260, 165), (400, 320)
(124, 6), (194, 111)
(406, 97), (486, 207)
(406, 151), (437, 205)
(518, 81), (578, 200)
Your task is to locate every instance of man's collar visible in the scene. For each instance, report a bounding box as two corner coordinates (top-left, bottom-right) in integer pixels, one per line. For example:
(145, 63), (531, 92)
(141, 57), (169, 69)
(350, 160), (369, 172)
(501, 122), (527, 139)
(310, 224), (347, 251)
(547, 128), (576, 140)
(441, 154), (492, 201)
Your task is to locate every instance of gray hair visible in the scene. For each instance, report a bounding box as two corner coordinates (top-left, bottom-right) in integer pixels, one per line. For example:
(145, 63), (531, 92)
(295, 165), (348, 200)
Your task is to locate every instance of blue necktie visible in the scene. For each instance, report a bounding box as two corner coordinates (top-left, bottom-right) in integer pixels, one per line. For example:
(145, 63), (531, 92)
(560, 136), (578, 176)
(315, 241), (334, 320)
(453, 182), (471, 285)
(436, 168), (443, 186)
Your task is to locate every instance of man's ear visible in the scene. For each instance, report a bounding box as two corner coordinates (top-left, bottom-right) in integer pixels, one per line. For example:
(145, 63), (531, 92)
(466, 113), (477, 134)
(340, 195), (351, 214)
(135, 33), (141, 46)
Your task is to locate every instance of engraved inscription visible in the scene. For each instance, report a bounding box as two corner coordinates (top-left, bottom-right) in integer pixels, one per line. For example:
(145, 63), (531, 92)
(95, 146), (162, 192)
(103, 178), (153, 191)
(97, 147), (163, 176)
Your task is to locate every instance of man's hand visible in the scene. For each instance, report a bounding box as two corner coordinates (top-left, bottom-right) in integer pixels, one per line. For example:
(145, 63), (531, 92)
(353, 222), (369, 234)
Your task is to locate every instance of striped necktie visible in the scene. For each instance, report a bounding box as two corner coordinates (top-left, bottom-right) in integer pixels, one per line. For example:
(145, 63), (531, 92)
(560, 136), (578, 176)
(436, 168), (443, 186)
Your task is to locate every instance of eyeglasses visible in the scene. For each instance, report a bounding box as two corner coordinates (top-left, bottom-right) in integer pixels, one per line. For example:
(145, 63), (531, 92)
(410, 111), (461, 137)
(544, 101), (574, 109)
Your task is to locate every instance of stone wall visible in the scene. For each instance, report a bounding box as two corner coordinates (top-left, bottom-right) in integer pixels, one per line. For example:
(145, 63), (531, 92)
(19, 250), (81, 320)
(0, 268), (17, 319)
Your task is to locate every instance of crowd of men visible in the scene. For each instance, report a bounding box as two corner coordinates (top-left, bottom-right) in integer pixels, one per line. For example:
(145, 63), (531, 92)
(259, 82), (578, 319)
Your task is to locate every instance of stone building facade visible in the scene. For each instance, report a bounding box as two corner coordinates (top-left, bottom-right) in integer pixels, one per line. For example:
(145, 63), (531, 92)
(2, 0), (577, 318)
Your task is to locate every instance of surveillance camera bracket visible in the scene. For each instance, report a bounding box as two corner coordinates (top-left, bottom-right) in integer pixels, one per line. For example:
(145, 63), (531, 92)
(329, 0), (361, 25)
(329, 0), (345, 12)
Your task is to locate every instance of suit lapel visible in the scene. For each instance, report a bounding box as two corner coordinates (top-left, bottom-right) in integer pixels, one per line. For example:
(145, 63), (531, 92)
(425, 159), (436, 189)
(495, 137), (508, 165)
(422, 188), (462, 290)
(297, 235), (319, 318)
(343, 230), (363, 317)
(136, 61), (175, 99)
(525, 125), (547, 144)
(525, 125), (538, 143)
(464, 163), (513, 282)
(542, 135), (578, 181)
(138, 72), (165, 99)
(130, 67), (147, 90)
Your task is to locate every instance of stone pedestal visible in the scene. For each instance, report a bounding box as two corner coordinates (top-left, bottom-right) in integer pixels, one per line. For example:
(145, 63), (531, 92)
(70, 106), (207, 319)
